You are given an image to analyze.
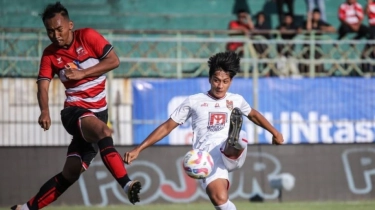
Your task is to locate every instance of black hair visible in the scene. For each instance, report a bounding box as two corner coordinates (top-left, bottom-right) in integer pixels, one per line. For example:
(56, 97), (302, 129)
(284, 12), (293, 18)
(208, 51), (240, 79)
(312, 8), (321, 13)
(41, 1), (69, 22)
(236, 9), (249, 14)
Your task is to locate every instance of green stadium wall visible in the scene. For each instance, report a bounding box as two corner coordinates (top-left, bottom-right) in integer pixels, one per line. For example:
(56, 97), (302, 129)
(0, 0), (358, 30)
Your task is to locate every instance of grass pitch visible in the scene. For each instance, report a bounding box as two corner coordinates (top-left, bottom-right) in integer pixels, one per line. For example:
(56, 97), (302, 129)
(1, 201), (374, 210)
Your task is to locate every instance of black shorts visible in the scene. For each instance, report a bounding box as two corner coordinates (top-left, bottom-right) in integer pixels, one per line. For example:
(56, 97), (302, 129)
(61, 106), (108, 169)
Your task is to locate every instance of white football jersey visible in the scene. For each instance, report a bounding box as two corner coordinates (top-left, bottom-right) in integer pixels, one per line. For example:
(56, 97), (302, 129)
(170, 92), (251, 150)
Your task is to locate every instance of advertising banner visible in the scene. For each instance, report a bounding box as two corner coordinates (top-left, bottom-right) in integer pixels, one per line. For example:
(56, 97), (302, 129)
(132, 78), (375, 145)
(1, 144), (374, 206)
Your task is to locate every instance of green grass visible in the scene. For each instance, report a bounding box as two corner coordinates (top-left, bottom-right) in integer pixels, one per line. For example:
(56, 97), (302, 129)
(2, 201), (375, 210)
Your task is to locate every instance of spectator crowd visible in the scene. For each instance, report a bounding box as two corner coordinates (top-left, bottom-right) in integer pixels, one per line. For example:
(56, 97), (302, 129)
(226, 0), (375, 75)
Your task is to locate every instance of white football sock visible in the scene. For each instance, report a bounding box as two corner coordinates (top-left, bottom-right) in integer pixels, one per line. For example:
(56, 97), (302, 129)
(21, 204), (29, 210)
(233, 130), (248, 150)
(214, 200), (236, 210)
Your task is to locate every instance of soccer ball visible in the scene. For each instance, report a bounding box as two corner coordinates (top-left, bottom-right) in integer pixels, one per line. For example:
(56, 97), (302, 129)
(183, 149), (214, 179)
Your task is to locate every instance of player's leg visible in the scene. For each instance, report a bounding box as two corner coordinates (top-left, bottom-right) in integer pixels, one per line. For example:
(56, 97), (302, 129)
(10, 111), (96, 210)
(206, 179), (236, 210)
(199, 147), (236, 210)
(222, 107), (248, 172)
(11, 156), (83, 210)
(78, 110), (141, 204)
(221, 130), (248, 171)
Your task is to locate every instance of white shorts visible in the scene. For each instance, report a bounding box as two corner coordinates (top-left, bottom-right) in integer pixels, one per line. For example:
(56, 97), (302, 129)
(199, 130), (248, 189)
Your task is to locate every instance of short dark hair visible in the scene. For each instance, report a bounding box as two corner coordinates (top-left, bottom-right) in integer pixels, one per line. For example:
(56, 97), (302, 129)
(208, 51), (240, 79)
(41, 1), (69, 22)
(312, 8), (321, 13)
(237, 9), (249, 14)
(284, 12), (293, 18)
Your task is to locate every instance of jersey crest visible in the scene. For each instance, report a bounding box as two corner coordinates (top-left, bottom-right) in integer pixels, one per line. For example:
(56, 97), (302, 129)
(226, 100), (233, 111)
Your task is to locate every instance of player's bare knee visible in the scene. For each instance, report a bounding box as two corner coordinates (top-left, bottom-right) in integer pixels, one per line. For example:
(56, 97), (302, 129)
(81, 124), (111, 143)
(210, 192), (228, 206)
(62, 157), (83, 183)
(61, 168), (81, 183)
(101, 126), (112, 138)
(94, 125), (112, 140)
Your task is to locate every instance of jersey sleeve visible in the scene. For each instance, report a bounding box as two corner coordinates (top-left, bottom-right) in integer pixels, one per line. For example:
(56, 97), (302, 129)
(84, 28), (113, 59)
(239, 95), (252, 116)
(37, 53), (54, 82)
(170, 97), (192, 124)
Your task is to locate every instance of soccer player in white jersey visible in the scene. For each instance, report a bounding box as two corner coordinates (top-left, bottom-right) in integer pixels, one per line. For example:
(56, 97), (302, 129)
(124, 51), (284, 210)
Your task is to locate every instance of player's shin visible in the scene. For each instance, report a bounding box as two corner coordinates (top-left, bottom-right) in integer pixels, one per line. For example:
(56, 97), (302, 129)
(97, 136), (131, 187)
(26, 172), (73, 210)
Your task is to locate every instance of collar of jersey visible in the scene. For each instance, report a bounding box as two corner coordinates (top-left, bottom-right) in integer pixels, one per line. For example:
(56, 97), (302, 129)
(206, 91), (227, 100)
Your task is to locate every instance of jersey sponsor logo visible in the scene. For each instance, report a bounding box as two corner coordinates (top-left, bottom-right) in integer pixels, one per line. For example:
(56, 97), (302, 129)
(76, 46), (88, 57)
(226, 100), (233, 111)
(201, 103), (208, 107)
(215, 103), (220, 108)
(207, 112), (227, 131)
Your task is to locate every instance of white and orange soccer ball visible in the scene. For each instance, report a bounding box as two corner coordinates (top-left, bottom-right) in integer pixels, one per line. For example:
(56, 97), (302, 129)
(183, 149), (214, 179)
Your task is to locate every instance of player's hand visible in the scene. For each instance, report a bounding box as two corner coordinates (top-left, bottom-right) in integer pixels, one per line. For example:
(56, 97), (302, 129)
(38, 110), (51, 131)
(124, 149), (140, 165)
(272, 132), (284, 145)
(64, 67), (86, 80)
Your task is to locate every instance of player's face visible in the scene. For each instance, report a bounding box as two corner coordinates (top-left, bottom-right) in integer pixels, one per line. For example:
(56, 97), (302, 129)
(44, 13), (73, 48)
(209, 70), (232, 99)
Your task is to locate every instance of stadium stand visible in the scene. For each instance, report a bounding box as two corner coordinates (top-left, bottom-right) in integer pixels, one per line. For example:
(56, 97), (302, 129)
(0, 0), (344, 31)
(1, 0), (374, 78)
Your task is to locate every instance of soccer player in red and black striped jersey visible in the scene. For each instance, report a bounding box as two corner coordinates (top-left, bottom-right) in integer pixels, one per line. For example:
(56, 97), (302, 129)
(11, 2), (141, 210)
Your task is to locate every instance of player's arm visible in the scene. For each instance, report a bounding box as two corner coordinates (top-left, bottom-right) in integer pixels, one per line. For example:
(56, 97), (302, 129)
(321, 23), (336, 33)
(306, 12), (312, 31)
(64, 49), (119, 80)
(64, 29), (120, 80)
(37, 53), (54, 131)
(37, 80), (51, 131)
(247, 108), (284, 144)
(80, 49), (119, 77)
(124, 118), (179, 164)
